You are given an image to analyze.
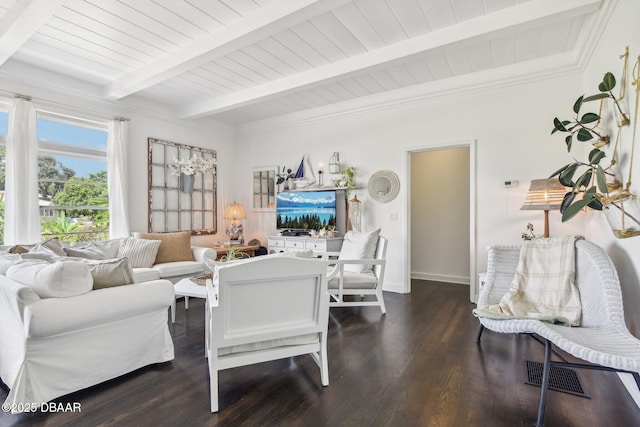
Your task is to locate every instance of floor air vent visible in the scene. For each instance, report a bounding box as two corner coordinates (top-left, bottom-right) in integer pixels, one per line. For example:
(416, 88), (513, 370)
(525, 360), (590, 399)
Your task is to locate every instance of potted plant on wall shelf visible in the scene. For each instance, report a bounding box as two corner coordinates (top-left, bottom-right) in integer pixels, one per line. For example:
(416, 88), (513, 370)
(550, 47), (640, 238)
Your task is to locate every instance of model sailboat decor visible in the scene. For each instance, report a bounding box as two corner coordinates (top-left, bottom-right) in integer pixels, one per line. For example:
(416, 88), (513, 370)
(291, 155), (317, 188)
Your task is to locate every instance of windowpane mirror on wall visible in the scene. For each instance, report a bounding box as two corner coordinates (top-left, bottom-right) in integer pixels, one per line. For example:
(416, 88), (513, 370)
(253, 167), (276, 211)
(148, 138), (217, 234)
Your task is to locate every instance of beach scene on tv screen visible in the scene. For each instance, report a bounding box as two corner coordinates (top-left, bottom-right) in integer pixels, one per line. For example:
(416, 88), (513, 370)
(277, 191), (336, 230)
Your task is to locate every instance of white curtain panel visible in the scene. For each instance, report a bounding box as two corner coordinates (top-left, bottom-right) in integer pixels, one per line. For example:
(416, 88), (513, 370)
(5, 98), (41, 245)
(107, 119), (130, 238)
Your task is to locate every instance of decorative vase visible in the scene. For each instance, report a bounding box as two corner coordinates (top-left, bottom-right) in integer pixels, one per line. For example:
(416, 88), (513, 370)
(602, 191), (640, 238)
(181, 173), (195, 193)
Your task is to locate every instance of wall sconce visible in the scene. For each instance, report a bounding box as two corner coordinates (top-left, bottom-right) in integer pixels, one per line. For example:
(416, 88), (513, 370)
(224, 202), (246, 243)
(520, 178), (566, 238)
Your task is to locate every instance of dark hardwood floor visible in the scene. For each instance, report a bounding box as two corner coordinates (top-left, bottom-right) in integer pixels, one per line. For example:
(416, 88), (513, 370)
(2, 280), (640, 427)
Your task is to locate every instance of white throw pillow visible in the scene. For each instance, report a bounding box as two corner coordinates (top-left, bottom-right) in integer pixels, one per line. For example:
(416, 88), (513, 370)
(29, 238), (68, 256)
(0, 253), (20, 275)
(338, 228), (381, 273)
(73, 239), (122, 259)
(64, 246), (106, 260)
(6, 260), (93, 298)
(85, 257), (137, 289)
(118, 237), (161, 268)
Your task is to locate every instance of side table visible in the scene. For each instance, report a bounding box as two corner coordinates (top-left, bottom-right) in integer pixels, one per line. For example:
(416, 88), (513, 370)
(172, 277), (208, 323)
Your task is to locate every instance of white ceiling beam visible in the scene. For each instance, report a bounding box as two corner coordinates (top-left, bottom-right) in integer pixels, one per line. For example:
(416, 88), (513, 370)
(181, 0), (601, 119)
(104, 0), (352, 100)
(0, 0), (67, 66)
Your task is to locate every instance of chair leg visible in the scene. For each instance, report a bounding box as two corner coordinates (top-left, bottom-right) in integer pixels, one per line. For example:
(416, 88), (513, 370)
(634, 372), (640, 393)
(378, 292), (386, 315)
(535, 339), (553, 427)
(475, 324), (484, 342)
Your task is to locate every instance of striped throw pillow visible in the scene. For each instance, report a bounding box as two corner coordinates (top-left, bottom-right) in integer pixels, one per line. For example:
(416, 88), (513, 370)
(118, 238), (161, 268)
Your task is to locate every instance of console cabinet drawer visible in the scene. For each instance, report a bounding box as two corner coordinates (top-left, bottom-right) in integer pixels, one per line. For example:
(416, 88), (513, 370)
(285, 240), (305, 250)
(268, 238), (285, 248)
(305, 240), (327, 251)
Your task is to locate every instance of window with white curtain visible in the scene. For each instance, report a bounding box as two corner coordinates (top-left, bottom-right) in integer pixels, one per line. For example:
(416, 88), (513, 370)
(36, 113), (109, 242)
(0, 108), (8, 243)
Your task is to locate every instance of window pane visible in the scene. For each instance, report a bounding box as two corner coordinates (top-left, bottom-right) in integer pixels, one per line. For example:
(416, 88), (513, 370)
(38, 119), (109, 243)
(0, 111), (7, 135)
(38, 118), (106, 150)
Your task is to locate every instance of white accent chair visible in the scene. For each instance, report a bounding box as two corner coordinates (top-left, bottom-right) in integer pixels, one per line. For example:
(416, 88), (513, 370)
(476, 239), (640, 427)
(326, 235), (387, 314)
(204, 256), (330, 413)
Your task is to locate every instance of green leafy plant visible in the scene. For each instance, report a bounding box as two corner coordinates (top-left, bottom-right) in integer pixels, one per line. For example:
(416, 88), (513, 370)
(521, 223), (541, 241)
(550, 72), (620, 222)
(335, 166), (355, 191)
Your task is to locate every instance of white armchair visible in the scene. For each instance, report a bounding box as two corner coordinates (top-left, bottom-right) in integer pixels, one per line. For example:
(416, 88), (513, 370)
(326, 234), (387, 314)
(204, 256), (330, 413)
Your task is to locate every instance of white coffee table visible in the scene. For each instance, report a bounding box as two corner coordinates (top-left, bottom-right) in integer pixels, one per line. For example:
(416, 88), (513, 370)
(172, 277), (208, 323)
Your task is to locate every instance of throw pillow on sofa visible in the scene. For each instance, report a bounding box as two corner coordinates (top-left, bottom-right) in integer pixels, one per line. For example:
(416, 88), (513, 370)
(85, 257), (137, 289)
(28, 238), (68, 256)
(0, 253), (20, 275)
(71, 238), (122, 259)
(132, 231), (195, 264)
(6, 260), (93, 298)
(118, 238), (161, 268)
(64, 246), (106, 260)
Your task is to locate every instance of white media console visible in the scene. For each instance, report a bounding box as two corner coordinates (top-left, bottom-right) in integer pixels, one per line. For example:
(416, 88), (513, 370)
(267, 235), (343, 255)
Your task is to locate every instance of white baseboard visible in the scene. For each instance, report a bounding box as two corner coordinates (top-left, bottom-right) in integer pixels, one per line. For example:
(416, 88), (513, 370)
(382, 281), (405, 294)
(411, 272), (470, 285)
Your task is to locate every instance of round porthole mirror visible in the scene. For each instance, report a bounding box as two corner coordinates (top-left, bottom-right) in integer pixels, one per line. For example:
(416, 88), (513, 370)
(368, 170), (400, 203)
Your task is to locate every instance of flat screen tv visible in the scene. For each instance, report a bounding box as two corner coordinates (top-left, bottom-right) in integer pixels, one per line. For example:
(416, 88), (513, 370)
(276, 190), (345, 232)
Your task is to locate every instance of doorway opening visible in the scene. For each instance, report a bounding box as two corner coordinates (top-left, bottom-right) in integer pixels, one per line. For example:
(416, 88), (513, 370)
(406, 142), (476, 301)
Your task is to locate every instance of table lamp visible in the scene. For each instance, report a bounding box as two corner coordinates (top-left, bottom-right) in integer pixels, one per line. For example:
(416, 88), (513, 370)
(520, 178), (566, 238)
(224, 202), (246, 243)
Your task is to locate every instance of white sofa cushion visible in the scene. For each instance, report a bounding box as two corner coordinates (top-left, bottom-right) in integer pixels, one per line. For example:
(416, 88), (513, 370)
(0, 254), (21, 275)
(328, 271), (378, 289)
(24, 280), (174, 338)
(131, 267), (161, 282)
(153, 260), (207, 278)
(339, 228), (380, 273)
(6, 260), (93, 298)
(118, 238), (161, 268)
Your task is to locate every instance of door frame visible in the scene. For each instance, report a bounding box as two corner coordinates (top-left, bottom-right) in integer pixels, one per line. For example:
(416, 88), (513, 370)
(404, 139), (477, 302)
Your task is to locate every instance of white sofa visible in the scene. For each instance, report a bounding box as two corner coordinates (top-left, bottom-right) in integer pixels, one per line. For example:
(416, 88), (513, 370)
(131, 245), (216, 283)
(1, 235), (218, 284)
(0, 271), (175, 413)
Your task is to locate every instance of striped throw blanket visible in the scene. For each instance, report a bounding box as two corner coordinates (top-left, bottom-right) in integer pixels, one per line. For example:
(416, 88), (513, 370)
(474, 235), (583, 326)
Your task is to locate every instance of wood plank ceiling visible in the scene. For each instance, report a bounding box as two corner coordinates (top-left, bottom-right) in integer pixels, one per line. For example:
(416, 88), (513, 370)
(0, 0), (603, 124)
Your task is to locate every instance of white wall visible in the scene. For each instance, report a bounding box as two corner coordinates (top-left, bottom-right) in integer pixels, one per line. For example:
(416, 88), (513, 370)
(235, 73), (586, 295)
(125, 112), (236, 247)
(580, 0), (640, 336)
(411, 147), (470, 284)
